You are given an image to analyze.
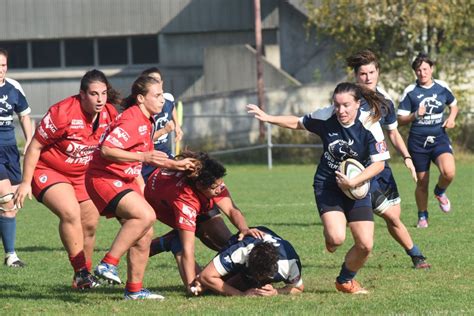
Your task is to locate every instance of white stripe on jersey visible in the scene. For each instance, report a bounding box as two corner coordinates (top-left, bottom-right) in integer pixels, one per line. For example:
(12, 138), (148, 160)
(397, 109), (411, 116)
(17, 108), (31, 116)
(376, 86), (395, 104)
(434, 80), (457, 106)
(399, 83), (417, 103)
(278, 259), (303, 287)
(5, 78), (27, 96)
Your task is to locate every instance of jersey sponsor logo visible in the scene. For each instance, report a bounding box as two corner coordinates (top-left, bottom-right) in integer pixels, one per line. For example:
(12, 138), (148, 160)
(65, 141), (96, 158)
(70, 119), (84, 129)
(417, 94), (424, 99)
(43, 113), (58, 133)
(0, 95), (12, 112)
(113, 180), (123, 188)
(105, 135), (124, 148)
(178, 216), (196, 227)
(328, 132), (338, 137)
(39, 174), (48, 184)
(124, 166), (142, 175)
(328, 139), (358, 161)
(111, 127), (130, 141)
(37, 126), (48, 139)
(181, 204), (197, 220)
(375, 141), (388, 153)
(138, 125), (148, 135)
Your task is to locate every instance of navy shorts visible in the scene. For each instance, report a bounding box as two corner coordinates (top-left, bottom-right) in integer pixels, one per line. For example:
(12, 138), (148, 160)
(370, 164), (401, 215)
(408, 132), (453, 173)
(314, 184), (373, 222)
(141, 146), (173, 182)
(0, 145), (22, 185)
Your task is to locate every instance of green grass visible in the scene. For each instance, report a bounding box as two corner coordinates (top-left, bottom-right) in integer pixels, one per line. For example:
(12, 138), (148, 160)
(2, 160), (474, 314)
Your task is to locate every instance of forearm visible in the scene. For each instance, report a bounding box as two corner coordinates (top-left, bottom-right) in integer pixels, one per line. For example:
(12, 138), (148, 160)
(397, 114), (415, 126)
(353, 161), (385, 186)
(19, 115), (33, 142)
(100, 146), (143, 163)
(388, 129), (410, 158)
(267, 115), (303, 130)
(228, 209), (250, 233)
(447, 106), (458, 121)
(276, 284), (304, 295)
(21, 140), (42, 183)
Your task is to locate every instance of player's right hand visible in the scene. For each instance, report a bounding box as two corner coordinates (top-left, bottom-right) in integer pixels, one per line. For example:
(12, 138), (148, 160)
(143, 150), (169, 166)
(13, 182), (32, 209)
(246, 104), (269, 122)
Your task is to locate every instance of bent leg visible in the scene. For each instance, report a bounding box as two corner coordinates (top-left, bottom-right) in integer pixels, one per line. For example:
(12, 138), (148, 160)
(381, 204), (413, 250)
(435, 153), (455, 189)
(320, 211), (347, 253)
(196, 215), (232, 251)
(345, 220), (374, 272)
(80, 199), (100, 268)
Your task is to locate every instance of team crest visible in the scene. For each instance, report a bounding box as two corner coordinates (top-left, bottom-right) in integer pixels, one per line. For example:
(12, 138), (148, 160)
(113, 180), (123, 188)
(328, 139), (358, 161)
(376, 141), (388, 153)
(39, 174), (48, 184)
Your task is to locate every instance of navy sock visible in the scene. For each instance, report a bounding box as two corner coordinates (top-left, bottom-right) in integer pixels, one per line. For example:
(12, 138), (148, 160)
(418, 210), (428, 220)
(434, 185), (446, 196)
(406, 245), (423, 258)
(0, 216), (16, 254)
(336, 263), (357, 284)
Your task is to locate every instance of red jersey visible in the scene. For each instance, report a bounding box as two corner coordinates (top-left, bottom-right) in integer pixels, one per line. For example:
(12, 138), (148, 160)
(35, 95), (118, 177)
(87, 105), (154, 182)
(144, 168), (216, 232)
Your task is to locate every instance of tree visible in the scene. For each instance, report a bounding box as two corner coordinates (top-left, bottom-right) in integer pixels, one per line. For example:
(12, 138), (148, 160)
(305, 0), (473, 148)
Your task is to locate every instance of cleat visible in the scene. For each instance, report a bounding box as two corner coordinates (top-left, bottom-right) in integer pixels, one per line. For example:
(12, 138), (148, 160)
(416, 217), (428, 228)
(124, 288), (165, 300)
(94, 262), (121, 285)
(4, 253), (26, 268)
(412, 256), (431, 270)
(335, 279), (368, 294)
(72, 269), (100, 289)
(435, 194), (451, 213)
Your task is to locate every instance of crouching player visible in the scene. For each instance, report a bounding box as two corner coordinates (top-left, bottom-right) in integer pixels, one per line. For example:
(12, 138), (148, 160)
(197, 226), (303, 296)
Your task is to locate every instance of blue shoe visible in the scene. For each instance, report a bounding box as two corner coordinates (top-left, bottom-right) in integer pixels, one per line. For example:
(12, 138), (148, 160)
(124, 288), (165, 300)
(94, 262), (121, 285)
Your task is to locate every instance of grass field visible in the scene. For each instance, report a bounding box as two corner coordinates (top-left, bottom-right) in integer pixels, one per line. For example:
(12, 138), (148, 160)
(2, 160), (473, 315)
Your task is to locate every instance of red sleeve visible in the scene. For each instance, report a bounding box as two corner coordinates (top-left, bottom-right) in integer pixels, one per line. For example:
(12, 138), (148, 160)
(212, 185), (230, 203)
(103, 118), (137, 150)
(34, 104), (69, 146)
(172, 193), (200, 232)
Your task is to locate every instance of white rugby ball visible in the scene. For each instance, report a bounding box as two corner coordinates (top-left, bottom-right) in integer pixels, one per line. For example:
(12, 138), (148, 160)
(338, 158), (370, 200)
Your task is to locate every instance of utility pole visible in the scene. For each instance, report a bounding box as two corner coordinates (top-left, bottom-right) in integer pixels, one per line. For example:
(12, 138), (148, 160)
(254, 0), (265, 139)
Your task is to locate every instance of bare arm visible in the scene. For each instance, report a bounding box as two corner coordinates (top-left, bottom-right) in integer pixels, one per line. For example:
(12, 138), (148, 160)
(172, 107), (183, 142)
(387, 129), (417, 182)
(152, 121), (175, 142)
(197, 261), (245, 296)
(178, 229), (199, 294)
(215, 196), (265, 240)
(253, 283), (304, 296)
(18, 114), (33, 154)
(13, 138), (43, 208)
(247, 104), (304, 130)
(336, 160), (385, 190)
(442, 105), (458, 129)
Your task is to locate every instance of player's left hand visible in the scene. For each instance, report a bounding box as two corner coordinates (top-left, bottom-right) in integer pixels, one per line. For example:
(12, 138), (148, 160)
(175, 158), (196, 171)
(335, 170), (353, 190)
(442, 118), (455, 129)
(188, 279), (203, 296)
(175, 126), (184, 142)
(254, 284), (278, 296)
(238, 228), (265, 241)
(404, 158), (418, 182)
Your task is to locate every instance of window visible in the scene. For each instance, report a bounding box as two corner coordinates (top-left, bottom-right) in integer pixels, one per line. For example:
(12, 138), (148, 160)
(98, 37), (127, 65)
(132, 35), (159, 64)
(65, 39), (94, 67)
(32, 40), (61, 68)
(0, 41), (28, 69)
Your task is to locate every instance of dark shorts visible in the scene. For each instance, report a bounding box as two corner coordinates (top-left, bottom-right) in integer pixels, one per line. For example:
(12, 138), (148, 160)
(0, 145), (21, 185)
(408, 132), (453, 173)
(141, 147), (173, 182)
(314, 185), (373, 222)
(370, 165), (400, 215)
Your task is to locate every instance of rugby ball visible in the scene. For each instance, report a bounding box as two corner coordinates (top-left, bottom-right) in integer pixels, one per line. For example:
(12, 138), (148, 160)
(338, 158), (370, 200)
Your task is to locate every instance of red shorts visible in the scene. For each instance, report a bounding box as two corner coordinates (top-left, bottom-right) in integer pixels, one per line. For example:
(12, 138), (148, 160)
(32, 166), (89, 202)
(85, 173), (140, 218)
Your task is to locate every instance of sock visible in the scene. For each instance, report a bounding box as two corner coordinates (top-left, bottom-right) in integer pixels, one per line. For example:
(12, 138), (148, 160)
(102, 252), (120, 266)
(336, 263), (357, 284)
(418, 210), (428, 220)
(86, 260), (92, 272)
(406, 245), (423, 258)
(0, 216), (16, 254)
(149, 230), (179, 257)
(69, 250), (87, 272)
(126, 281), (143, 293)
(434, 185), (446, 196)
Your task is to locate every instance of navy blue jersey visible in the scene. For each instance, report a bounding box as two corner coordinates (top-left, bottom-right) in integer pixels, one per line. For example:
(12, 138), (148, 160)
(360, 86), (398, 131)
(0, 78), (31, 146)
(213, 226), (303, 287)
(398, 80), (456, 137)
(152, 92), (175, 154)
(301, 106), (389, 189)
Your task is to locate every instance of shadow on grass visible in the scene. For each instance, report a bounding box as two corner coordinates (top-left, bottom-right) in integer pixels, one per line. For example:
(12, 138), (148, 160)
(261, 222), (321, 227)
(16, 246), (110, 252)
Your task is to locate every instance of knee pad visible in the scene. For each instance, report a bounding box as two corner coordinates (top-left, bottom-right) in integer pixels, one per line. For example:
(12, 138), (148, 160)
(371, 190), (390, 216)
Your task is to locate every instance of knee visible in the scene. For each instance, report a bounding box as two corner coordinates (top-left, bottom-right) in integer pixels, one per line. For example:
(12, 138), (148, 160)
(441, 169), (455, 182)
(355, 240), (373, 256)
(59, 208), (81, 224)
(325, 235), (345, 252)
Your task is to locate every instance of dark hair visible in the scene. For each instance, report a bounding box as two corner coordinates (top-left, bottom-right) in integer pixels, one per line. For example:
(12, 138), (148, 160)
(346, 49), (380, 74)
(0, 48), (8, 58)
(121, 75), (161, 109)
(246, 242), (279, 287)
(333, 82), (385, 123)
(80, 69), (121, 105)
(176, 151), (226, 188)
(141, 67), (163, 81)
(411, 53), (434, 71)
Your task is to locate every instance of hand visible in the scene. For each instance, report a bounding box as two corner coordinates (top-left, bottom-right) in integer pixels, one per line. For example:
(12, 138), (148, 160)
(335, 170), (354, 191)
(247, 104), (270, 122)
(13, 182), (32, 209)
(164, 120), (175, 133)
(174, 158), (196, 171)
(254, 284), (278, 296)
(416, 105), (426, 119)
(442, 118), (456, 129)
(175, 126), (184, 142)
(238, 228), (265, 241)
(404, 158), (418, 182)
(188, 279), (203, 296)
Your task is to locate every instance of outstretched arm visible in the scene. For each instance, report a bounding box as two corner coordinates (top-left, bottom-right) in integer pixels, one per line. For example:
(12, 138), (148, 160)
(247, 104), (304, 130)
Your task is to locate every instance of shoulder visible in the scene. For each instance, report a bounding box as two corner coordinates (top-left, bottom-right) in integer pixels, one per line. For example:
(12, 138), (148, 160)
(376, 86), (395, 104)
(399, 83), (417, 101)
(5, 78), (26, 96)
(307, 105), (334, 120)
(358, 111), (385, 141)
(433, 79), (453, 92)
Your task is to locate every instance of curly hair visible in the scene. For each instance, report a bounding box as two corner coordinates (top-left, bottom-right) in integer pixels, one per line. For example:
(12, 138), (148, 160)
(175, 151), (226, 188)
(246, 242), (279, 287)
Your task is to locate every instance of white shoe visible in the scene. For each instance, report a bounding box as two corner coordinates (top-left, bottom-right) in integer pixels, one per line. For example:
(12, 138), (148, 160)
(4, 252), (26, 268)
